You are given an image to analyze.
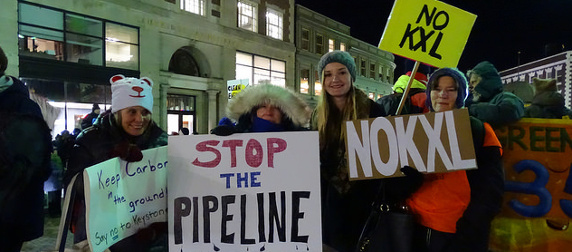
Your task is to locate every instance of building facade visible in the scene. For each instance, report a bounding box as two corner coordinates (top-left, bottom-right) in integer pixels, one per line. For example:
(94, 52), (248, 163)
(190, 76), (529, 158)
(1, 0), (395, 136)
(2, 0), (297, 136)
(295, 5), (395, 107)
(500, 51), (572, 108)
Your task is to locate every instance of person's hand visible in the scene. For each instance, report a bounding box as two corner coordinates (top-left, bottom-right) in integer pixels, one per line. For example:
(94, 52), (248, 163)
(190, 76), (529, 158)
(400, 166), (424, 193)
(384, 166), (425, 202)
(210, 125), (235, 136)
(110, 140), (143, 162)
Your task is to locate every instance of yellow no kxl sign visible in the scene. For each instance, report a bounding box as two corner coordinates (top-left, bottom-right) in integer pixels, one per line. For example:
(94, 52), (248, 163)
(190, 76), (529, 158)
(379, 0), (477, 68)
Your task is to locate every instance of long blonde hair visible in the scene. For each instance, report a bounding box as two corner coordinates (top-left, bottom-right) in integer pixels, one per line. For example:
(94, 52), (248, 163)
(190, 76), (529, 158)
(315, 70), (359, 148)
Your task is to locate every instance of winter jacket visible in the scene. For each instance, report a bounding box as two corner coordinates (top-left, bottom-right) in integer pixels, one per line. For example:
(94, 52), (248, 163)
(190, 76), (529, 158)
(65, 110), (168, 251)
(524, 91), (572, 119)
(377, 73), (430, 116)
(0, 76), (52, 243)
(81, 111), (99, 129)
(211, 84), (311, 134)
(407, 117), (504, 252)
(467, 61), (524, 127)
(376, 88), (428, 116)
(310, 90), (386, 252)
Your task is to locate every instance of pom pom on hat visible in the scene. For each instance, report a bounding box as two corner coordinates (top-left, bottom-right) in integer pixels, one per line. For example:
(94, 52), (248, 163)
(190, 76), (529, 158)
(110, 74), (154, 114)
(317, 50), (356, 83)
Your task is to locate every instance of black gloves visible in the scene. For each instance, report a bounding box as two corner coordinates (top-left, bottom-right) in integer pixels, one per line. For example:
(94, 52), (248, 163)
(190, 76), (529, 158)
(383, 166), (424, 203)
(400, 166), (424, 189)
(210, 125), (235, 136)
(110, 140), (143, 162)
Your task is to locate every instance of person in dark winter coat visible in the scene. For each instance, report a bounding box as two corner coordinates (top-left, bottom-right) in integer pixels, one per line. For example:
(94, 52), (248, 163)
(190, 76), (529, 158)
(65, 74), (168, 252)
(310, 50), (417, 252)
(406, 68), (504, 252)
(466, 61), (524, 127)
(524, 77), (572, 119)
(81, 103), (101, 129)
(0, 45), (52, 252)
(211, 84), (311, 135)
(376, 61), (431, 116)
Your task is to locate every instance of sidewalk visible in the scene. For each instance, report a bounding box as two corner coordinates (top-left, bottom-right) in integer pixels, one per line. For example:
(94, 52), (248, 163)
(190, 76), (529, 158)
(21, 213), (74, 252)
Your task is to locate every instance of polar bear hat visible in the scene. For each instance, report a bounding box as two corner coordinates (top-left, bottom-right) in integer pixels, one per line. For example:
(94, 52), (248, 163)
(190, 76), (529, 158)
(110, 74), (154, 114)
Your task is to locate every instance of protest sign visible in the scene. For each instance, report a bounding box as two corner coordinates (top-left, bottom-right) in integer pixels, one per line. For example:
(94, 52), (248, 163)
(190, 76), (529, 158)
(378, 0), (477, 68)
(227, 79), (249, 100)
(168, 132), (322, 252)
(83, 147), (168, 252)
(490, 118), (572, 251)
(345, 109), (476, 180)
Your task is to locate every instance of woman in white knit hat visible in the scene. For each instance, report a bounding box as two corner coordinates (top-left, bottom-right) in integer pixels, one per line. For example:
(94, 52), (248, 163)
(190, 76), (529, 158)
(64, 74), (168, 252)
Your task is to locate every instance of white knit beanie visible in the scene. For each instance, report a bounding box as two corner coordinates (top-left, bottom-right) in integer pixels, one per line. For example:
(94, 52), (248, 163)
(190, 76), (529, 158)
(110, 74), (154, 113)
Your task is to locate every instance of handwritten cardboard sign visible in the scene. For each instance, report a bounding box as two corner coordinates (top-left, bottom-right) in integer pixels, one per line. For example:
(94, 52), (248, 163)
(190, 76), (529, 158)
(227, 79), (249, 100)
(489, 118), (572, 251)
(83, 147), (168, 252)
(378, 0), (477, 68)
(345, 109), (476, 180)
(168, 132), (322, 251)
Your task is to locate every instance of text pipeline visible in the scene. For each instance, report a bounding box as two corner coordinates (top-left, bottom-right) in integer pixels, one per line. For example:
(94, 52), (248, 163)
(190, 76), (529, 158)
(173, 191), (311, 245)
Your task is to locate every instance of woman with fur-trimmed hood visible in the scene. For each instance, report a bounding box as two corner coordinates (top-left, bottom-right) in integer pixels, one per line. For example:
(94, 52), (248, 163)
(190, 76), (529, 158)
(211, 84), (311, 135)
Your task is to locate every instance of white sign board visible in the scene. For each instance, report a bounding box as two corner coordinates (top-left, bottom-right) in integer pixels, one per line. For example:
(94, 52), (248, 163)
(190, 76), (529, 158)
(83, 147), (168, 252)
(168, 132), (322, 252)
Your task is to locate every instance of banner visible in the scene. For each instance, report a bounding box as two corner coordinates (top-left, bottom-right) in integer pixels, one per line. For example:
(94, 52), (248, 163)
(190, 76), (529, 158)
(345, 109), (476, 180)
(83, 147), (168, 252)
(490, 118), (572, 251)
(168, 132), (322, 251)
(378, 0), (477, 68)
(227, 79), (249, 100)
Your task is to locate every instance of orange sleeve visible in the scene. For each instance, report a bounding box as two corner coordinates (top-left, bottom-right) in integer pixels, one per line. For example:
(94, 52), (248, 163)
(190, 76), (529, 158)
(483, 122), (502, 156)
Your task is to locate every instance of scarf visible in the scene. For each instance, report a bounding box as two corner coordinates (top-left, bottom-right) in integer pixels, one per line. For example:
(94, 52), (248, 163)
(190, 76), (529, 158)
(250, 116), (285, 132)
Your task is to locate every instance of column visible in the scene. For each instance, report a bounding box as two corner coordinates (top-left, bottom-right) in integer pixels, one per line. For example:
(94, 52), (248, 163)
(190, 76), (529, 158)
(206, 89), (220, 132)
(160, 83), (170, 129)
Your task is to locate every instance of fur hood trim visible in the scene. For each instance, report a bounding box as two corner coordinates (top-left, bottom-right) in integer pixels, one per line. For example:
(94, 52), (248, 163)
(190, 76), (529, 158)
(226, 84), (311, 127)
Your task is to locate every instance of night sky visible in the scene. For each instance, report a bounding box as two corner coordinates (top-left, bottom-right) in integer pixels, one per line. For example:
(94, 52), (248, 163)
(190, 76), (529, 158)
(297, 0), (572, 75)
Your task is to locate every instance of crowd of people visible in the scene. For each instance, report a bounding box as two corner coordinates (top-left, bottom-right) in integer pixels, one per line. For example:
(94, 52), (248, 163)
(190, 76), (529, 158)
(2, 40), (572, 252)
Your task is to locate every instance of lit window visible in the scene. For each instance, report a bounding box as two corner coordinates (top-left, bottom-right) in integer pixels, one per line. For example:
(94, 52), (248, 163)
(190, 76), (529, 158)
(106, 23), (139, 70)
(314, 70), (322, 96)
(180, 0), (205, 16)
(329, 39), (335, 52)
(316, 34), (324, 55)
(340, 42), (346, 51)
(370, 63), (376, 79)
(300, 69), (309, 94)
(266, 8), (283, 40)
(235, 51), (285, 87)
(238, 0), (257, 32)
(66, 14), (103, 65)
(18, 2), (139, 70)
(301, 28), (309, 50)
